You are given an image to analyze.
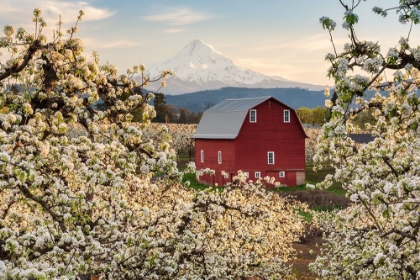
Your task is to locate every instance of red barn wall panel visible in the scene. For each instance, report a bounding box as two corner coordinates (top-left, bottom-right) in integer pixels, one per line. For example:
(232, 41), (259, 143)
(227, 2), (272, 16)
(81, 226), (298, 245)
(195, 139), (236, 186)
(235, 99), (306, 185)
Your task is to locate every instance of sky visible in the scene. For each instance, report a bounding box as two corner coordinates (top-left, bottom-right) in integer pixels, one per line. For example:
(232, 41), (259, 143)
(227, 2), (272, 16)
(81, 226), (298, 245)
(1, 0), (419, 86)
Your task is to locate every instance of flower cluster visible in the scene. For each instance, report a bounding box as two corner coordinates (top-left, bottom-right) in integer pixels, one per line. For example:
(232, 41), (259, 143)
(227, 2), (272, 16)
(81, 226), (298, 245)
(314, 1), (420, 278)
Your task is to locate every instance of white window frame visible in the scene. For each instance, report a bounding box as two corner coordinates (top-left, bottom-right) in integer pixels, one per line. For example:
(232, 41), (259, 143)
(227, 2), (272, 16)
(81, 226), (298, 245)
(249, 109), (257, 123)
(218, 151), (222, 164)
(255, 171), (261, 178)
(243, 172), (249, 178)
(200, 150), (204, 163)
(224, 172), (229, 179)
(279, 171), (285, 178)
(284, 109), (290, 123)
(268, 151), (275, 165)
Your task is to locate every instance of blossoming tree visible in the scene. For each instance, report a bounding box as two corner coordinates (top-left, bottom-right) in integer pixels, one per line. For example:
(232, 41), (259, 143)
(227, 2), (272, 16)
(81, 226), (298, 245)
(0, 10), (306, 279)
(311, 0), (420, 278)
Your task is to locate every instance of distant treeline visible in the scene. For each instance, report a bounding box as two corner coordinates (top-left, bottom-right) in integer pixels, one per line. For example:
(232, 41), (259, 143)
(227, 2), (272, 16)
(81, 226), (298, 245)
(296, 107), (330, 126)
(164, 87), (327, 113)
(3, 83), (376, 126)
(152, 93), (203, 124)
(150, 87), (329, 124)
(153, 91), (331, 125)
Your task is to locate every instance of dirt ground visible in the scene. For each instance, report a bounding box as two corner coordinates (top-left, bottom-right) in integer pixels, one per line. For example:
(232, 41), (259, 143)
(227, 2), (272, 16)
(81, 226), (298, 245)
(286, 235), (324, 279)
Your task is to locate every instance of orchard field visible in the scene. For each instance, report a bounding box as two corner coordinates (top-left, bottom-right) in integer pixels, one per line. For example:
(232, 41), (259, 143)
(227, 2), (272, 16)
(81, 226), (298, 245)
(147, 123), (349, 279)
(2, 1), (420, 278)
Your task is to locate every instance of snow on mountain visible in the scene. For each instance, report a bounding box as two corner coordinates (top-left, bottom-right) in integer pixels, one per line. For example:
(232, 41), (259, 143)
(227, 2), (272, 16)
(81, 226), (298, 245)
(144, 39), (323, 95)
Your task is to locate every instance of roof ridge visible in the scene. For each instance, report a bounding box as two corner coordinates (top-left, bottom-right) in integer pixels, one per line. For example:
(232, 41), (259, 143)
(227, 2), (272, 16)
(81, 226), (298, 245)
(225, 96), (271, 101)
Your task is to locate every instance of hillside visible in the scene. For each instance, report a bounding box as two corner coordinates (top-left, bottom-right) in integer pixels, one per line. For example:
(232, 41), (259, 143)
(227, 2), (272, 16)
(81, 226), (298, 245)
(165, 87), (326, 113)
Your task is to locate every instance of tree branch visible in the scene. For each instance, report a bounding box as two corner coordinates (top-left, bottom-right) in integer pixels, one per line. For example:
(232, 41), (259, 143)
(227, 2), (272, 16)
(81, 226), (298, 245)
(0, 40), (41, 81)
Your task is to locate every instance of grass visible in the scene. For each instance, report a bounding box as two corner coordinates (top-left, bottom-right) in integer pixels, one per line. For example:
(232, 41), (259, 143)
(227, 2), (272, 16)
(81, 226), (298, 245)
(176, 151), (193, 170)
(296, 208), (314, 222)
(311, 204), (345, 212)
(182, 172), (211, 191)
(273, 184), (309, 192)
(306, 164), (346, 196)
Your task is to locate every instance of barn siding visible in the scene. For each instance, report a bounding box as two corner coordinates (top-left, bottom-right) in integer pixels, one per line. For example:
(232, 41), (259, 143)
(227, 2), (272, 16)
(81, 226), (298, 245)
(234, 100), (306, 186)
(195, 139), (236, 186)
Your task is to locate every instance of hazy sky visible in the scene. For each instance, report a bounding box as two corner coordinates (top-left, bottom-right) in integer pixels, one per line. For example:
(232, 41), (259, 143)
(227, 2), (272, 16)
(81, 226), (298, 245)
(0, 0), (418, 86)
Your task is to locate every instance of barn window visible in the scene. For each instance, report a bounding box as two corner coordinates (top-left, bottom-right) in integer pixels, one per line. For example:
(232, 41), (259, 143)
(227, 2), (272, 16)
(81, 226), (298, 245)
(279, 171), (285, 178)
(201, 150), (204, 163)
(244, 172), (249, 178)
(224, 172), (229, 179)
(255, 171), (261, 178)
(218, 151), (222, 164)
(249, 109), (257, 123)
(268, 152), (275, 164)
(284, 110), (290, 123)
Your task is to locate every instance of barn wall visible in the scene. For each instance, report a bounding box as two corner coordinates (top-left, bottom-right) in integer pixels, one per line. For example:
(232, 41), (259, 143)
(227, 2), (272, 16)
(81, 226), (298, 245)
(235, 99), (306, 186)
(195, 139), (236, 186)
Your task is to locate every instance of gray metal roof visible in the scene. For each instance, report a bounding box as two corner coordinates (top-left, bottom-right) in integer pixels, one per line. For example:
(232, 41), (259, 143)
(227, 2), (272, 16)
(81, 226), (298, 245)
(348, 134), (375, 144)
(207, 96), (271, 112)
(192, 97), (272, 139)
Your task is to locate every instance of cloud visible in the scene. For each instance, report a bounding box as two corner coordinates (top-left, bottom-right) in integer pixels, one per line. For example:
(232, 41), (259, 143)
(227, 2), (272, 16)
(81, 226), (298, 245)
(144, 7), (213, 26)
(164, 28), (184, 33)
(0, 0), (113, 26)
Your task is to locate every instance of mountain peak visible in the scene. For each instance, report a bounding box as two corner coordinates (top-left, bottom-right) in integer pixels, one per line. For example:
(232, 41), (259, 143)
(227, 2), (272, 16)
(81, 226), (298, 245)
(145, 40), (323, 94)
(188, 39), (205, 45)
(178, 39), (221, 57)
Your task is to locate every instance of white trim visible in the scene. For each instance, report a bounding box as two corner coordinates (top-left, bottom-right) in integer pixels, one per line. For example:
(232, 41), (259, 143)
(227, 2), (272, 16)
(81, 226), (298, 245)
(249, 109), (257, 123)
(255, 171), (261, 178)
(284, 109), (290, 123)
(218, 151), (222, 164)
(244, 172), (249, 178)
(268, 151), (275, 165)
(200, 150), (204, 163)
(279, 171), (285, 178)
(224, 172), (229, 179)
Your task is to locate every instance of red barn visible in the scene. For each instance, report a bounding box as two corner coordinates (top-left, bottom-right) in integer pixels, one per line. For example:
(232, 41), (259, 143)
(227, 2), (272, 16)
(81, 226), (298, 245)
(192, 96), (308, 187)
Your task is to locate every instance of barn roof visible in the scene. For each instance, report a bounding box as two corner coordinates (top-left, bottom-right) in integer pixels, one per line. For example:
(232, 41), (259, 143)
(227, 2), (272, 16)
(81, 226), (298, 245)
(206, 96), (271, 112)
(192, 96), (271, 139)
(192, 96), (309, 139)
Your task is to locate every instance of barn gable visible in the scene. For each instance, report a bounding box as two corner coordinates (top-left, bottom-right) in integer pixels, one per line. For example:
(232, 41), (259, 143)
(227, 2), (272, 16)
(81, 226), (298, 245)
(192, 96), (307, 139)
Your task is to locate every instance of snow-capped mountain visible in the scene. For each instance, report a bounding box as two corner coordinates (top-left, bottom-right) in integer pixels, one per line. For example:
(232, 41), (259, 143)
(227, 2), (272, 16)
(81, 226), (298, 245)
(144, 39), (323, 95)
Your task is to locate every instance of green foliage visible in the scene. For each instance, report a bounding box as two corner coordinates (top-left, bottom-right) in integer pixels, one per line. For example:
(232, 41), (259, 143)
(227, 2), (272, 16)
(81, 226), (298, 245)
(182, 172), (213, 191)
(349, 107), (376, 130)
(320, 16), (337, 31)
(152, 93), (167, 123)
(296, 208), (313, 222)
(297, 106), (330, 125)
